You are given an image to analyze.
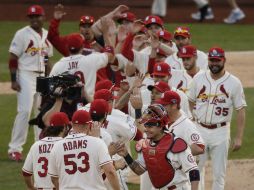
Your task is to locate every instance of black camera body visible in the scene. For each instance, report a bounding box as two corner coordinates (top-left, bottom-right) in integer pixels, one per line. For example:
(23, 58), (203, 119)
(36, 73), (82, 100)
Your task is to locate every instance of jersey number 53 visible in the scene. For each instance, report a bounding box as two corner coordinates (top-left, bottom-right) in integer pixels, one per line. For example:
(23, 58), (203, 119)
(64, 152), (90, 174)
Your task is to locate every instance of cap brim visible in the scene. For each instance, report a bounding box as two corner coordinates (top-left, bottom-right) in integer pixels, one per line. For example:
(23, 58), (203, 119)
(151, 72), (170, 77)
(155, 98), (169, 105)
(174, 34), (189, 38)
(208, 57), (224, 60)
(178, 54), (193, 58)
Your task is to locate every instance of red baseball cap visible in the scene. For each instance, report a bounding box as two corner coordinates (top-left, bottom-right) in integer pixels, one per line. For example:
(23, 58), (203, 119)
(148, 81), (170, 93)
(50, 112), (70, 127)
(94, 89), (118, 101)
(90, 99), (109, 116)
(95, 80), (119, 92)
(144, 15), (164, 28)
(80, 15), (95, 26)
(151, 62), (171, 77)
(72, 110), (92, 125)
(178, 45), (197, 58)
(157, 30), (172, 42)
(174, 26), (191, 38)
(27, 5), (45, 16)
(208, 47), (225, 60)
(156, 90), (181, 106)
(67, 33), (84, 51)
(117, 12), (136, 23)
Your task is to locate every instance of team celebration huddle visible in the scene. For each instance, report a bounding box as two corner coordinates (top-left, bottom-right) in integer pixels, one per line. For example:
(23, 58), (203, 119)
(7, 3), (247, 190)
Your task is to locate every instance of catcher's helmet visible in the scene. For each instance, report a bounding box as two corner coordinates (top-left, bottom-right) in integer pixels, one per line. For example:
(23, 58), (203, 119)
(141, 104), (169, 128)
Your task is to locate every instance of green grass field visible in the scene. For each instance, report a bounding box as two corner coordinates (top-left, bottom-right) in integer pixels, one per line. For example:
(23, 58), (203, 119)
(0, 21), (254, 81)
(0, 21), (254, 190)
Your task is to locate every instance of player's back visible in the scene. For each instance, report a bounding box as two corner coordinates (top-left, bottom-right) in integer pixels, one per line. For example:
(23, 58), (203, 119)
(22, 137), (63, 189)
(49, 133), (112, 190)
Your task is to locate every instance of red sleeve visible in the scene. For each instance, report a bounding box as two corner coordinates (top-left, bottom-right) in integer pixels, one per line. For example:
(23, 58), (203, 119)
(121, 33), (134, 62)
(148, 58), (156, 75)
(9, 58), (18, 70)
(22, 170), (32, 177)
(133, 128), (143, 141)
(47, 19), (70, 56)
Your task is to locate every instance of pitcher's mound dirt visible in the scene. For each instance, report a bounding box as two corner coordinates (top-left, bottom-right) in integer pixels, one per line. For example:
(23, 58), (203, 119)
(127, 159), (254, 190)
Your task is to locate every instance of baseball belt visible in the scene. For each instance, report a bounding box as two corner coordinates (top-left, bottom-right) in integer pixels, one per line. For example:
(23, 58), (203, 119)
(167, 185), (176, 190)
(200, 122), (227, 129)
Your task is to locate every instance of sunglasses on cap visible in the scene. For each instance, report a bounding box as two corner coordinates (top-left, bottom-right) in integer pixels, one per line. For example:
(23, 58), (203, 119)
(208, 52), (224, 58)
(144, 122), (161, 128)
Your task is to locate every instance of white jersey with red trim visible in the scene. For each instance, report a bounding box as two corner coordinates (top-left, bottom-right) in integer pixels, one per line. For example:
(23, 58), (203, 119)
(188, 71), (247, 124)
(137, 137), (198, 189)
(165, 50), (208, 70)
(170, 69), (205, 94)
(22, 137), (62, 189)
(128, 76), (192, 119)
(167, 114), (204, 147)
(9, 26), (53, 72)
(48, 133), (112, 190)
(50, 53), (108, 99)
(79, 105), (137, 143)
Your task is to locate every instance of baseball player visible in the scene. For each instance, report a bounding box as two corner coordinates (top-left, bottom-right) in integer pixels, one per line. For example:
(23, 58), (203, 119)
(118, 104), (200, 190)
(81, 89), (139, 143)
(128, 62), (192, 119)
(88, 99), (130, 190)
(48, 4), (103, 56)
(165, 26), (208, 71)
(48, 110), (120, 190)
(22, 112), (70, 190)
(170, 45), (204, 94)
(156, 90), (205, 155)
(187, 47), (247, 190)
(49, 33), (114, 100)
(8, 5), (53, 161)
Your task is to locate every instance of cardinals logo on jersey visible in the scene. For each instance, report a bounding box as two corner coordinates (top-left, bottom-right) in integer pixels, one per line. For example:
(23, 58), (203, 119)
(220, 85), (229, 98)
(25, 40), (40, 56)
(197, 85), (208, 102)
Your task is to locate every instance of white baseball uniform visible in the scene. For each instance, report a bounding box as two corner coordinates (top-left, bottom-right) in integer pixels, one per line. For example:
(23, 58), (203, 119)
(50, 53), (108, 100)
(128, 77), (192, 119)
(137, 136), (198, 190)
(170, 69), (204, 94)
(8, 26), (53, 154)
(188, 70), (247, 190)
(165, 50), (208, 70)
(48, 133), (112, 190)
(22, 136), (62, 189)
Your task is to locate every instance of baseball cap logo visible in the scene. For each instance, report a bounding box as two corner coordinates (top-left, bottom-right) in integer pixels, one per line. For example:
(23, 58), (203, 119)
(182, 47), (186, 54)
(171, 99), (177, 104)
(85, 16), (89, 20)
(151, 18), (156, 22)
(157, 65), (161, 71)
(159, 31), (164, 36)
(31, 7), (36, 12)
(161, 93), (165, 98)
(212, 49), (218, 55)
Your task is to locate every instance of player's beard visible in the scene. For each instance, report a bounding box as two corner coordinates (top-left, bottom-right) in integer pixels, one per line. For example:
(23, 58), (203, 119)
(209, 64), (224, 74)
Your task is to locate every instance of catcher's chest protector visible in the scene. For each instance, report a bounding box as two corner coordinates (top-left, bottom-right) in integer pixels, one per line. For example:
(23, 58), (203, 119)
(142, 133), (175, 188)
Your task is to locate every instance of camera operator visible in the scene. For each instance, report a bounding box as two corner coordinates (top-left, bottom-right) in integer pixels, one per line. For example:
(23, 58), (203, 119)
(49, 33), (115, 101)
(29, 72), (88, 139)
